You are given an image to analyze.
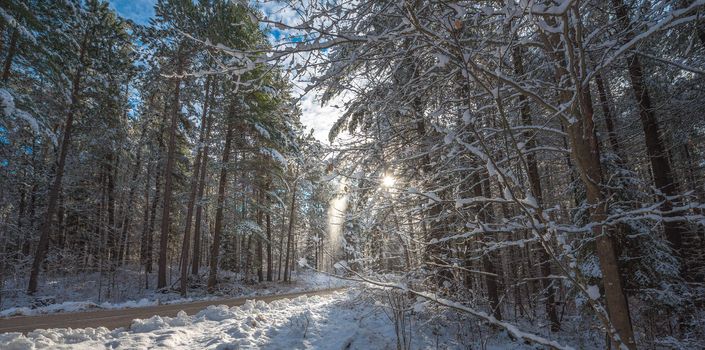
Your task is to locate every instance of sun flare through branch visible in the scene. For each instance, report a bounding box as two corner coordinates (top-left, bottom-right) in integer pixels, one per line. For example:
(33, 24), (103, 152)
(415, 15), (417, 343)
(381, 175), (395, 188)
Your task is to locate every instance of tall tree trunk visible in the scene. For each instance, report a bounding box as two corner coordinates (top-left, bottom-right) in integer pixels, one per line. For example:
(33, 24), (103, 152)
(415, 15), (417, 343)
(244, 235), (252, 281)
(234, 191), (242, 274)
(191, 150), (209, 276)
(512, 47), (560, 331)
(266, 181), (273, 282)
(2, 29), (18, 82)
(117, 101), (148, 266)
(416, 115), (452, 285)
(22, 180), (37, 256)
(16, 187), (27, 258)
(471, 172), (502, 321)
(146, 159), (162, 275)
(207, 116), (235, 293)
(256, 187), (264, 283)
(0, 21), (5, 54)
(146, 100), (168, 276)
(96, 172), (107, 268)
(57, 192), (67, 252)
(536, 16), (636, 347)
(594, 72), (622, 157)
(192, 81), (215, 277)
(179, 77), (211, 295)
(283, 179), (298, 282)
(157, 57), (183, 289)
(140, 163), (151, 268)
(613, 0), (690, 281)
(570, 83), (636, 349)
(119, 151), (142, 266)
(106, 153), (117, 267)
(27, 34), (88, 295)
(0, 212), (8, 308)
(278, 210), (285, 280)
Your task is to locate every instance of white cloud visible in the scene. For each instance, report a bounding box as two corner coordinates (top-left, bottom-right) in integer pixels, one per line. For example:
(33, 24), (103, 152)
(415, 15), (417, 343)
(298, 91), (344, 143)
(256, 0), (300, 26)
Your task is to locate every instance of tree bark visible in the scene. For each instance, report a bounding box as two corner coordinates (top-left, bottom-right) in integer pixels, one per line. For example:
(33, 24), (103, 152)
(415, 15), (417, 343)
(244, 235), (252, 281)
(594, 72), (622, 157)
(23, 183), (37, 257)
(613, 0), (690, 281)
(0, 21), (5, 54)
(471, 173), (502, 322)
(140, 163), (151, 266)
(146, 158), (162, 275)
(256, 188), (264, 283)
(266, 181), (273, 282)
(278, 210), (285, 280)
(106, 153), (117, 266)
(179, 77), (210, 295)
(119, 150), (142, 266)
(283, 179), (298, 283)
(512, 47), (560, 331)
(27, 34), (88, 295)
(207, 115), (235, 293)
(145, 97), (170, 277)
(157, 56), (183, 290)
(16, 186), (27, 258)
(2, 29), (18, 82)
(192, 81), (215, 277)
(96, 172), (107, 267)
(191, 150), (209, 276)
(570, 84), (636, 349)
(534, 14), (636, 347)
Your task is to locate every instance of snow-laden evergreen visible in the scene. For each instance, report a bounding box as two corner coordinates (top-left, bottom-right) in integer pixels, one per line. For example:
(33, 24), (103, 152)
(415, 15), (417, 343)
(1, 0), (705, 348)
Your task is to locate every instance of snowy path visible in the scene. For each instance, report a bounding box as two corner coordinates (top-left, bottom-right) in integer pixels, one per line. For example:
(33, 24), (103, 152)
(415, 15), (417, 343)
(0, 289), (415, 350)
(0, 288), (344, 334)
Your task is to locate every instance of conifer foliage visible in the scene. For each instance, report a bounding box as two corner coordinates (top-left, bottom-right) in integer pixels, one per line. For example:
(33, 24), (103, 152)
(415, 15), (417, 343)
(0, 0), (323, 304)
(1, 0), (705, 348)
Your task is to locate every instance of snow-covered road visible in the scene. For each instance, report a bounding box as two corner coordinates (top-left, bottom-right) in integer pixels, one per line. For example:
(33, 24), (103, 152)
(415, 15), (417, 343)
(0, 286), (601, 349)
(0, 290), (403, 349)
(0, 288), (345, 334)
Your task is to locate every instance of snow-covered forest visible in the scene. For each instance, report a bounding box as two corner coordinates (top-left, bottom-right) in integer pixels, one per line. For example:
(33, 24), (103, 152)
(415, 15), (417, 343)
(1, 0), (705, 349)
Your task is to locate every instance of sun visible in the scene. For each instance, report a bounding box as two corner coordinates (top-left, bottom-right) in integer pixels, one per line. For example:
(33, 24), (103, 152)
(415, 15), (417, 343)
(381, 175), (396, 187)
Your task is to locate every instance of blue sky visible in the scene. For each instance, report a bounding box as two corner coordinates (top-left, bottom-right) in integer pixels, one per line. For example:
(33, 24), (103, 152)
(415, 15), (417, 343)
(109, 0), (155, 25)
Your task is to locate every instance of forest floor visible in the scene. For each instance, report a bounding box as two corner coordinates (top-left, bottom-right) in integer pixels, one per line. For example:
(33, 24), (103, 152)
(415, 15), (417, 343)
(0, 288), (543, 350)
(0, 268), (347, 318)
(3, 282), (698, 349)
(3, 270), (700, 349)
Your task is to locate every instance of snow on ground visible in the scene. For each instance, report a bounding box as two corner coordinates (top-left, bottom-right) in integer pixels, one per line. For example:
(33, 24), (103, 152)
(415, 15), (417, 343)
(1, 270), (348, 318)
(0, 299), (159, 318)
(0, 289), (541, 350)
